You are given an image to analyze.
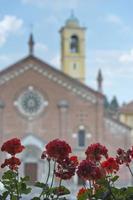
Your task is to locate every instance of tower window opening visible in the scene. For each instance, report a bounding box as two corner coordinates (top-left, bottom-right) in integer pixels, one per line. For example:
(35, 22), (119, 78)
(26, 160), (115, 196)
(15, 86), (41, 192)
(70, 35), (79, 53)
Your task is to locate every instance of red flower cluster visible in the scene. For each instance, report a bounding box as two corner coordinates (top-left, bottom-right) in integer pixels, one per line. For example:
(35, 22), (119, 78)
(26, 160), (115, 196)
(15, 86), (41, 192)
(1, 138), (25, 171)
(101, 157), (119, 174)
(55, 156), (78, 180)
(41, 139), (77, 181)
(1, 157), (21, 170)
(85, 143), (108, 162)
(1, 138), (25, 155)
(42, 139), (72, 160)
(116, 148), (132, 166)
(77, 160), (102, 181)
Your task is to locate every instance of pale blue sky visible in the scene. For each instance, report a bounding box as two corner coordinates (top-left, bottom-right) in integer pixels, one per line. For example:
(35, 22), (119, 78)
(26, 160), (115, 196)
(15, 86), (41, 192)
(0, 0), (133, 104)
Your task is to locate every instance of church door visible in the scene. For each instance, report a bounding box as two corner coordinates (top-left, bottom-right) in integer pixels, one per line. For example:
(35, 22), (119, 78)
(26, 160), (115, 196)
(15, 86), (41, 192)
(24, 163), (37, 185)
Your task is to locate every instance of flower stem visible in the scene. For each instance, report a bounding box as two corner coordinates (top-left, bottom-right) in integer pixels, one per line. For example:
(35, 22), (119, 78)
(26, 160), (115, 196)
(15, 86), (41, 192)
(16, 170), (20, 200)
(107, 181), (116, 200)
(50, 160), (56, 188)
(39, 159), (51, 198)
(127, 165), (133, 178)
(56, 178), (62, 200)
(46, 159), (51, 185)
(89, 180), (93, 196)
(47, 160), (56, 199)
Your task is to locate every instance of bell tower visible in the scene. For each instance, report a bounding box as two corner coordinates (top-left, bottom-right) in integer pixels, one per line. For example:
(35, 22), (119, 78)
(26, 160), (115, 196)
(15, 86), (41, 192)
(60, 13), (86, 82)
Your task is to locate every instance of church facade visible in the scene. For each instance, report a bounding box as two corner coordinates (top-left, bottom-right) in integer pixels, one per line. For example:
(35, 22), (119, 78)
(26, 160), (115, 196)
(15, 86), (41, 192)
(0, 14), (131, 187)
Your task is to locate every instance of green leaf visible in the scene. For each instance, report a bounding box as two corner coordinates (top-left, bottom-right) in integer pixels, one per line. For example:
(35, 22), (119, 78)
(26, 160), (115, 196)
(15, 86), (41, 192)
(52, 186), (70, 196)
(23, 187), (32, 194)
(111, 175), (119, 183)
(20, 176), (30, 182)
(94, 187), (107, 199)
(96, 177), (108, 187)
(35, 182), (48, 189)
(2, 191), (9, 200)
(2, 170), (17, 180)
(19, 182), (32, 194)
(31, 197), (41, 200)
(10, 195), (18, 200)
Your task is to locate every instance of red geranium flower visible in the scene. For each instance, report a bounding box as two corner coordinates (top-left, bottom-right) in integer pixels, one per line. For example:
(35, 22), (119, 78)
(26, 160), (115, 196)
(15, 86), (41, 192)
(116, 148), (131, 166)
(45, 139), (71, 160)
(101, 157), (119, 174)
(1, 138), (25, 155)
(55, 156), (78, 180)
(85, 143), (108, 162)
(77, 160), (102, 181)
(1, 156), (21, 170)
(70, 156), (79, 166)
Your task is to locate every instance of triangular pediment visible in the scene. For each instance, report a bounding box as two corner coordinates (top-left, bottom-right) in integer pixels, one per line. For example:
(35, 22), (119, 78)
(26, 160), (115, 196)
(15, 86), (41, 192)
(0, 55), (103, 104)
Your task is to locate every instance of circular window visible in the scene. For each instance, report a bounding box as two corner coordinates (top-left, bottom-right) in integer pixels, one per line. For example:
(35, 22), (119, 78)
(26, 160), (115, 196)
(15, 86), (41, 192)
(14, 87), (48, 120)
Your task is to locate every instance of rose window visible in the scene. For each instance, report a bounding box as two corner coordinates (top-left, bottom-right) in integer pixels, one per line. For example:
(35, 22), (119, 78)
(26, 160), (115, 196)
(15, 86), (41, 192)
(14, 86), (48, 119)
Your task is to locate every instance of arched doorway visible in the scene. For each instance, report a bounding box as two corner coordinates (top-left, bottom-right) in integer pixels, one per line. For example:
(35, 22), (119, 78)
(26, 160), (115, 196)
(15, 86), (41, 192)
(21, 135), (44, 185)
(23, 145), (40, 185)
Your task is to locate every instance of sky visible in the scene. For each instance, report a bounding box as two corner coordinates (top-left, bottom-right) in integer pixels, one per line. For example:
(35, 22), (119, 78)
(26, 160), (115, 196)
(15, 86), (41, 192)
(0, 0), (133, 105)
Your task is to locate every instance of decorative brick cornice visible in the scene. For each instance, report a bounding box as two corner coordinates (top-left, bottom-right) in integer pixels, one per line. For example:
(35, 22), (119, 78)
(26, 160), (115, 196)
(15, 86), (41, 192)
(0, 56), (104, 104)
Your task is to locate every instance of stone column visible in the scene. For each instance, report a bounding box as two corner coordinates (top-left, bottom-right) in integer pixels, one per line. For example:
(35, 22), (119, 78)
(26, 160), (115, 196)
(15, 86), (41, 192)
(57, 100), (69, 139)
(94, 97), (104, 143)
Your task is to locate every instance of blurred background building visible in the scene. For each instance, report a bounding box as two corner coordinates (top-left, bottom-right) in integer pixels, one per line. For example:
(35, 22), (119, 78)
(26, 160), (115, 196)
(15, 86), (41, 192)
(0, 13), (132, 189)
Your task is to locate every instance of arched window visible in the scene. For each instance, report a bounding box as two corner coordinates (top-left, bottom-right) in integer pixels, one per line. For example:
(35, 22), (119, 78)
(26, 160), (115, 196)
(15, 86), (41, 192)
(70, 35), (79, 53)
(78, 128), (85, 147)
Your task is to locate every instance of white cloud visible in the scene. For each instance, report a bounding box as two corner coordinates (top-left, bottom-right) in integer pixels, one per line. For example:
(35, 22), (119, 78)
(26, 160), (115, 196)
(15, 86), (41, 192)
(105, 14), (131, 33)
(35, 42), (48, 53)
(0, 15), (23, 46)
(85, 49), (133, 103)
(119, 49), (133, 63)
(86, 49), (133, 88)
(106, 14), (122, 25)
